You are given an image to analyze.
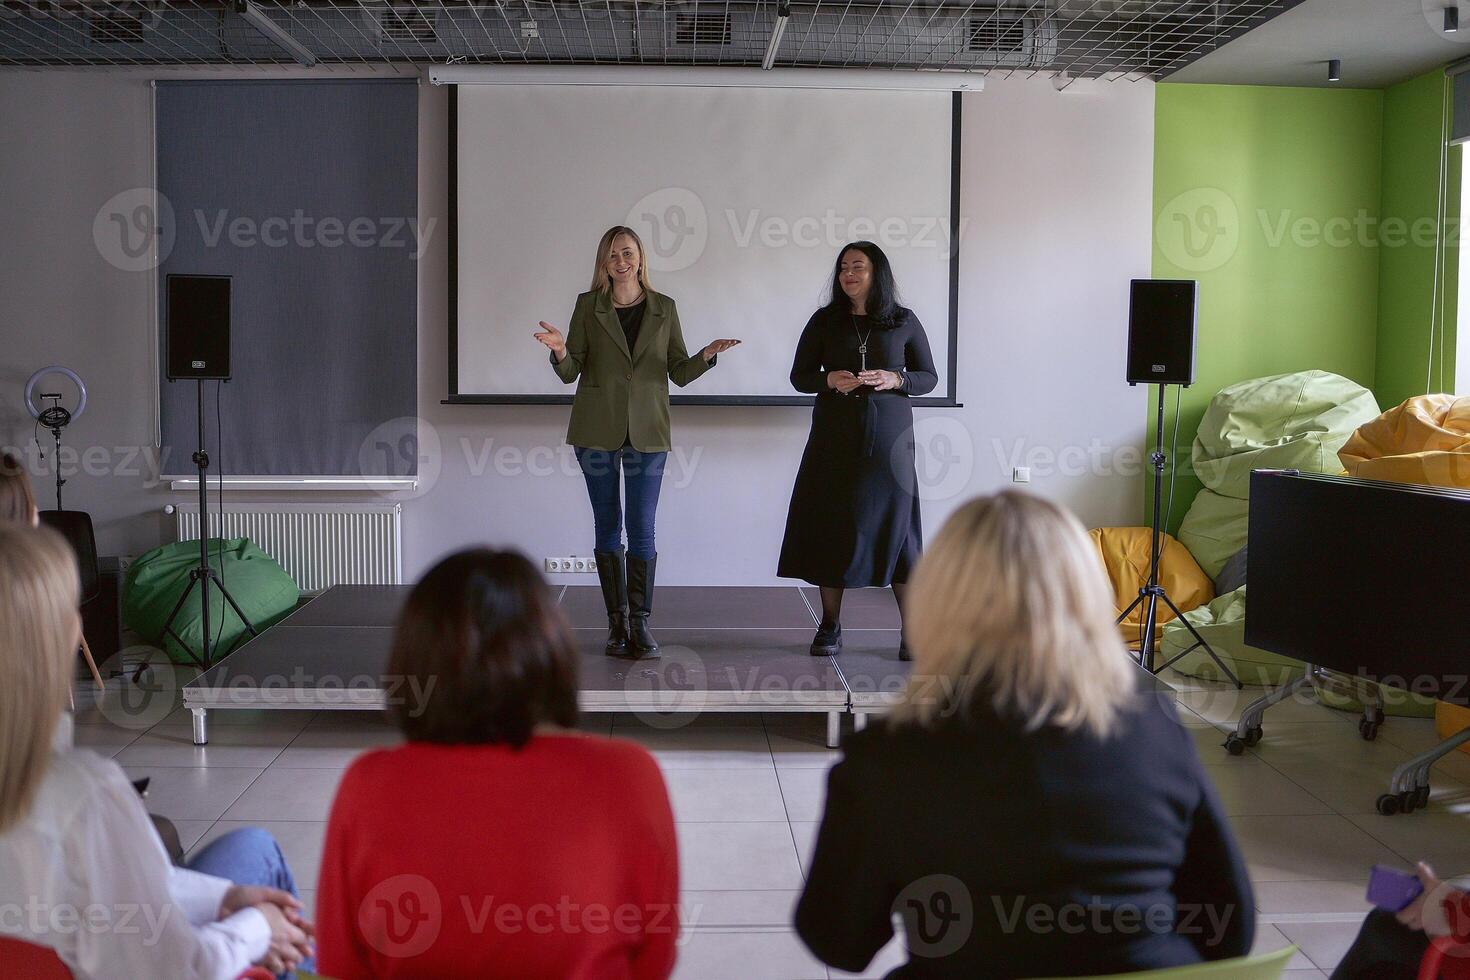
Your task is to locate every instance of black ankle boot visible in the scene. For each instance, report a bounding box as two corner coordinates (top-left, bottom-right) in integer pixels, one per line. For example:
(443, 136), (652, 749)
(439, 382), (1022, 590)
(594, 549), (629, 656)
(810, 620), (842, 657)
(626, 553), (660, 658)
(898, 638), (912, 662)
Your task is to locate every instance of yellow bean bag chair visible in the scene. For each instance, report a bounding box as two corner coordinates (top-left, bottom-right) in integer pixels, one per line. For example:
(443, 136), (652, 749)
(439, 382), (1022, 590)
(1089, 527), (1213, 647)
(1340, 394), (1470, 486)
(1339, 395), (1470, 743)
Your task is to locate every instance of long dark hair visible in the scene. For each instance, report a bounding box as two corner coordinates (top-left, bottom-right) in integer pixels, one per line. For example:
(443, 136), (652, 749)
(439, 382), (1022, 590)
(386, 548), (578, 747)
(825, 240), (904, 327)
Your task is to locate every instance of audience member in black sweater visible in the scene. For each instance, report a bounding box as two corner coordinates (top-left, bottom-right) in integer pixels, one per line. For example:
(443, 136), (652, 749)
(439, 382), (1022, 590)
(794, 491), (1256, 978)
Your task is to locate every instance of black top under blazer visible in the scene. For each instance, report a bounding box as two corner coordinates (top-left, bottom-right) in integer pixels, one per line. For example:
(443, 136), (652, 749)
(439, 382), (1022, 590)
(794, 692), (1254, 978)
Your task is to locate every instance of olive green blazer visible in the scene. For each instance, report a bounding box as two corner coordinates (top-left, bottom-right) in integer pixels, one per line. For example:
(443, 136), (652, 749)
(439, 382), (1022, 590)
(552, 289), (714, 451)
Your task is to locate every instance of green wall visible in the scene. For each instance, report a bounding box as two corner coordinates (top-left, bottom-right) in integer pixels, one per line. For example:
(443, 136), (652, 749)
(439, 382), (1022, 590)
(1150, 83), (1385, 531)
(1376, 69), (1459, 408)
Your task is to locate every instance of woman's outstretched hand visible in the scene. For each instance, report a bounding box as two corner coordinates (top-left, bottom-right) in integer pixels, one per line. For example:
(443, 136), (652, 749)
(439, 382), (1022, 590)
(828, 370), (863, 394)
(702, 339), (741, 363)
(534, 322), (567, 361)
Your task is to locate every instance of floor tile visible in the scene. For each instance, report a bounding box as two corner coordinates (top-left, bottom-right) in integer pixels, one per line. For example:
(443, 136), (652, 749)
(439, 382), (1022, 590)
(664, 770), (789, 823)
(612, 711), (766, 729)
(272, 723), (403, 769)
(1229, 815), (1404, 882)
(1200, 765), (1332, 816)
(1254, 879), (1374, 915)
(169, 819), (216, 854)
(194, 820), (329, 891)
(681, 891), (802, 929)
(790, 821), (818, 880)
(155, 707), (315, 732)
(1346, 811), (1470, 877)
(1275, 919), (1365, 972)
(116, 727), (294, 769)
(769, 730), (842, 769)
(221, 767), (345, 822)
(1255, 725), (1470, 814)
(613, 726), (774, 769)
(676, 823), (805, 891)
(672, 929), (828, 980)
(777, 769), (829, 824)
(1250, 922), (1316, 971)
(70, 722), (143, 758)
(120, 766), (264, 821)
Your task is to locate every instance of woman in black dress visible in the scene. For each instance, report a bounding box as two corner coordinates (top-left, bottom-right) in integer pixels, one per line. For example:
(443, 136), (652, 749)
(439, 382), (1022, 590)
(777, 241), (938, 658)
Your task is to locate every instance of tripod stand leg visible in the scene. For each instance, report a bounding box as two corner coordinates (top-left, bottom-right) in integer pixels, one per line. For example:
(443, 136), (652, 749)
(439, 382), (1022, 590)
(1156, 591), (1242, 689)
(210, 569), (260, 640)
(78, 634), (104, 691)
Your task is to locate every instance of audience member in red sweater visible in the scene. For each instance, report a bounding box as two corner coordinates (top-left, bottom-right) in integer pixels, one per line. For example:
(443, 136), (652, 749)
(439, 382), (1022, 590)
(316, 549), (680, 980)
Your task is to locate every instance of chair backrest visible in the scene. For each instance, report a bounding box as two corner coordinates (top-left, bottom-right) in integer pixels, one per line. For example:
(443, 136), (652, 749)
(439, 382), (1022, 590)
(0, 935), (73, 979)
(1027, 945), (1298, 980)
(38, 510), (99, 604)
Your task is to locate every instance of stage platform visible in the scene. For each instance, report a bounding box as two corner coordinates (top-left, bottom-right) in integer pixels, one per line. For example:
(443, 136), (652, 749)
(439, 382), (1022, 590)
(181, 584), (1174, 748)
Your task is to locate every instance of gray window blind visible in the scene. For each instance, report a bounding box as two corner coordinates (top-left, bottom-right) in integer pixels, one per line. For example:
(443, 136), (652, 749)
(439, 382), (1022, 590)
(156, 79), (419, 478)
(1453, 69), (1470, 145)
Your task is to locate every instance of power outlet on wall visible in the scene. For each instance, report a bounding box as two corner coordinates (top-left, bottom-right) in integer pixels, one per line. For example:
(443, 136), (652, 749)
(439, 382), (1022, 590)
(544, 556), (597, 573)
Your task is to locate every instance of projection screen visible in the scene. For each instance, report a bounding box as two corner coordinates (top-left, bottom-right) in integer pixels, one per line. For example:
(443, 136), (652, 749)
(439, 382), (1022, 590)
(448, 85), (959, 404)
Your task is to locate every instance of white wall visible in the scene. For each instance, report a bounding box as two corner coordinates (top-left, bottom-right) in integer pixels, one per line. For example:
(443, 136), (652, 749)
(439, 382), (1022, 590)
(0, 69), (1153, 586)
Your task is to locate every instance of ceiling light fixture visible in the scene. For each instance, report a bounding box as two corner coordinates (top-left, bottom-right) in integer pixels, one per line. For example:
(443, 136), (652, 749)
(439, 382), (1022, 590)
(1447, 6), (1460, 33)
(1327, 59), (1341, 83)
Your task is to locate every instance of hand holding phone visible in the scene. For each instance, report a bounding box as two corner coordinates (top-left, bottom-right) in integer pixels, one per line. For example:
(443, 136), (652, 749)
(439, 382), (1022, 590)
(1368, 864), (1424, 912)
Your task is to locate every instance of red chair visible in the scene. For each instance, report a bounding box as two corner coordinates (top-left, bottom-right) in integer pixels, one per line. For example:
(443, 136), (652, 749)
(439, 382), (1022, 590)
(1420, 933), (1470, 979)
(0, 936), (276, 979)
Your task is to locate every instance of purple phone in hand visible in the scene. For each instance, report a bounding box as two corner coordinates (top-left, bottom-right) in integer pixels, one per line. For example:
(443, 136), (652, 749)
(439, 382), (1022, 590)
(1368, 865), (1423, 912)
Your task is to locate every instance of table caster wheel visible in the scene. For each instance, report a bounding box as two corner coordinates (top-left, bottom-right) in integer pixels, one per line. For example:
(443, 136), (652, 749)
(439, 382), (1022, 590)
(1377, 793), (1401, 816)
(1401, 791), (1418, 814)
(1359, 718), (1379, 741)
(1224, 735), (1247, 756)
(1243, 726), (1263, 747)
(1415, 786), (1431, 809)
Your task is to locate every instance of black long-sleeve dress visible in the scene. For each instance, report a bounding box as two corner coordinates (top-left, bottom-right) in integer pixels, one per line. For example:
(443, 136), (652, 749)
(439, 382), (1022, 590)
(794, 693), (1256, 977)
(777, 306), (938, 588)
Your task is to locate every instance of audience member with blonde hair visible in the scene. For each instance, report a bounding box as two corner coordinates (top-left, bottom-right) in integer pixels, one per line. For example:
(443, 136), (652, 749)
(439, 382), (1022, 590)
(0, 451), (39, 525)
(0, 523), (315, 978)
(794, 491), (1255, 977)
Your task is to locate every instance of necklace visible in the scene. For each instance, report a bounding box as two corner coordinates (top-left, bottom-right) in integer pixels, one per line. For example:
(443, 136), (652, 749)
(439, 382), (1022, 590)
(613, 290), (645, 309)
(851, 315), (872, 372)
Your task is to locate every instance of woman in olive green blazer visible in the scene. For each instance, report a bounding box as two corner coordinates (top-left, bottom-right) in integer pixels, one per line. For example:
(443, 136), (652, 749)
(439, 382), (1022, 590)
(535, 225), (738, 659)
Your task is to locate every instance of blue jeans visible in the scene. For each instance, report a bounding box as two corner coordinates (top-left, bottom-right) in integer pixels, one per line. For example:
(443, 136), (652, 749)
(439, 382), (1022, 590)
(575, 446), (667, 559)
(185, 827), (315, 977)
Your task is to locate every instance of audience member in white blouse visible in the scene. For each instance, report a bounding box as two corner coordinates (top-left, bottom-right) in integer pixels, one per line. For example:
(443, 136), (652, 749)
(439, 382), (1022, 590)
(0, 522), (316, 979)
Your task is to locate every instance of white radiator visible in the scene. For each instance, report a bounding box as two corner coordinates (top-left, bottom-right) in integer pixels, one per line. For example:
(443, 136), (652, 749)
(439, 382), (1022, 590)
(170, 502), (402, 593)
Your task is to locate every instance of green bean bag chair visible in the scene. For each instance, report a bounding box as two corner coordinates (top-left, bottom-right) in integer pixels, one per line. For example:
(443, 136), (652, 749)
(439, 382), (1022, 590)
(1178, 371), (1380, 577)
(124, 538), (299, 664)
(1161, 586), (1436, 717)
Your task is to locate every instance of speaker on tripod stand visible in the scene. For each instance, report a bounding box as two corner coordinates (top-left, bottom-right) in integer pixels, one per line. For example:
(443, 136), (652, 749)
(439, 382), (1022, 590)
(160, 274), (258, 671)
(1123, 279), (1241, 689)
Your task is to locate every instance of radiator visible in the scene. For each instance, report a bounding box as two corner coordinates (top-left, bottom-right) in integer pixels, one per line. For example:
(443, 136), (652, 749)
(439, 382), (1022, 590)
(170, 502), (402, 593)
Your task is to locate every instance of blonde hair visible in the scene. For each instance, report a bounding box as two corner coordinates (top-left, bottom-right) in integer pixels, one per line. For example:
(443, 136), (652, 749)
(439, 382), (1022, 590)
(589, 225), (654, 294)
(0, 452), (38, 525)
(891, 491), (1135, 739)
(0, 523), (79, 831)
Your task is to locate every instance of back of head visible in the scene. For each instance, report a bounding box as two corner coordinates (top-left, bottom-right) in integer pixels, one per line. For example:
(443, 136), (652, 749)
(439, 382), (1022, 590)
(894, 491), (1134, 739)
(0, 452), (38, 525)
(386, 548), (579, 747)
(0, 523), (79, 831)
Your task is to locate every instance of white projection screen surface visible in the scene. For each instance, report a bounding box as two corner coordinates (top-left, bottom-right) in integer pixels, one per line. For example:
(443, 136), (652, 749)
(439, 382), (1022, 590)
(449, 85), (959, 403)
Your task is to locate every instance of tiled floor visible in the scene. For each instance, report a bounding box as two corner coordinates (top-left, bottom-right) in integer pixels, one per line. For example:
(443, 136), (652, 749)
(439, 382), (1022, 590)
(68, 661), (1470, 979)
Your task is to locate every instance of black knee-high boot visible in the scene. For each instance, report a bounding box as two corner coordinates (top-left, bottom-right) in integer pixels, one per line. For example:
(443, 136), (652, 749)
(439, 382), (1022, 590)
(595, 549), (629, 656)
(626, 553), (660, 658)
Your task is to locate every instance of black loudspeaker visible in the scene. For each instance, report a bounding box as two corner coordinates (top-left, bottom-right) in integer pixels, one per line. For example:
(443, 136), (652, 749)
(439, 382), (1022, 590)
(166, 274), (232, 381)
(1126, 279), (1197, 386)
